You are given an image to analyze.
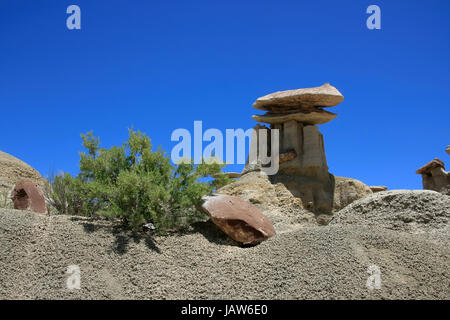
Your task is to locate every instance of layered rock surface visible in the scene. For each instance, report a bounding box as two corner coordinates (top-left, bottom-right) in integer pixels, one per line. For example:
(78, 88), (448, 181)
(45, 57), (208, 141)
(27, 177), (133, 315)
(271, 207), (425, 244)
(252, 83), (343, 126)
(253, 83), (344, 111)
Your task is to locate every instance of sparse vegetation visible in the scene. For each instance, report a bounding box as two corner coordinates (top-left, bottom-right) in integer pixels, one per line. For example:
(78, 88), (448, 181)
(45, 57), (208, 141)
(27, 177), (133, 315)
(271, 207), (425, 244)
(48, 129), (232, 232)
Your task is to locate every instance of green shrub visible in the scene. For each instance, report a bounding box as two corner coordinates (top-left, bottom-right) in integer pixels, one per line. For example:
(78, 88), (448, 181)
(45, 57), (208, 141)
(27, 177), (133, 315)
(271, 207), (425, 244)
(50, 129), (232, 232)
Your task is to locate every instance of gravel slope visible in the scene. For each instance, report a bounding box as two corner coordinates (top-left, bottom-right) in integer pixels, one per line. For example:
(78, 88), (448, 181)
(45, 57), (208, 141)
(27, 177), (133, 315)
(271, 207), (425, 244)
(331, 190), (450, 234)
(0, 195), (449, 299)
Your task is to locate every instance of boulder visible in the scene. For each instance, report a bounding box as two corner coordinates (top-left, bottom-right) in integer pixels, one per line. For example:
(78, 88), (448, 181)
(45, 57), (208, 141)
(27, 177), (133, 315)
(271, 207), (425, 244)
(446, 146), (450, 155)
(11, 179), (47, 213)
(252, 83), (344, 111)
(200, 194), (276, 245)
(333, 177), (373, 211)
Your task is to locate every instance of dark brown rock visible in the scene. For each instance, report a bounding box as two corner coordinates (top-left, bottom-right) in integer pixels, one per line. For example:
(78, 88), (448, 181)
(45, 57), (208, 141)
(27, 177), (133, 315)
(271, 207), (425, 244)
(200, 194), (276, 245)
(11, 179), (47, 214)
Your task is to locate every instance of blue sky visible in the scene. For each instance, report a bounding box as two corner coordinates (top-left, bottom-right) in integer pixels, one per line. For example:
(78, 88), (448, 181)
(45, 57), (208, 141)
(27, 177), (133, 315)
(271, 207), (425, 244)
(0, 0), (449, 190)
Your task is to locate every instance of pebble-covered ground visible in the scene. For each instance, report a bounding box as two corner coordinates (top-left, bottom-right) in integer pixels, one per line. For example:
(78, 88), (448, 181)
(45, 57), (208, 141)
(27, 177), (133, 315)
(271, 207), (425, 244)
(0, 190), (448, 299)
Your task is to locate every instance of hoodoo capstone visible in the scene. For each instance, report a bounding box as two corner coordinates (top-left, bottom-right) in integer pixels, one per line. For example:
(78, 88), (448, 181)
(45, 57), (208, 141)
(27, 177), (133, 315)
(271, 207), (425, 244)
(249, 83), (344, 213)
(416, 158), (450, 195)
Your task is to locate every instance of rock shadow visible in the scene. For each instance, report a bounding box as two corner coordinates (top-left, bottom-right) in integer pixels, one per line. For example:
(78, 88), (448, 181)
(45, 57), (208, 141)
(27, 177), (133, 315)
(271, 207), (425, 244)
(189, 220), (241, 247)
(69, 216), (161, 254)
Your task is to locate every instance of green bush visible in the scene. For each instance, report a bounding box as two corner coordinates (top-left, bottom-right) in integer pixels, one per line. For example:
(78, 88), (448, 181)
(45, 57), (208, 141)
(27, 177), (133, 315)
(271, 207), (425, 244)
(49, 129), (231, 232)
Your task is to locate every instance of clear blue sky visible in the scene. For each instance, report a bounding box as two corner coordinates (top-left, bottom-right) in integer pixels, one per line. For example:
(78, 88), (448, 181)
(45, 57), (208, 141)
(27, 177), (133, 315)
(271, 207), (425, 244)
(1, 0), (449, 190)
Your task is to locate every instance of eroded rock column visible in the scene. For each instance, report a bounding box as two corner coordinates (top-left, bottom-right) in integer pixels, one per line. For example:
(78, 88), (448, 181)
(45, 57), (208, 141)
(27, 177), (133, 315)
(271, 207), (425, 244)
(249, 83), (344, 213)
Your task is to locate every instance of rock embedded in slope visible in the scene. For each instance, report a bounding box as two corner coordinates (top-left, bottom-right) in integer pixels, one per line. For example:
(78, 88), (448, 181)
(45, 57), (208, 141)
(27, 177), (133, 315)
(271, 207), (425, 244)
(11, 179), (47, 214)
(200, 194), (276, 245)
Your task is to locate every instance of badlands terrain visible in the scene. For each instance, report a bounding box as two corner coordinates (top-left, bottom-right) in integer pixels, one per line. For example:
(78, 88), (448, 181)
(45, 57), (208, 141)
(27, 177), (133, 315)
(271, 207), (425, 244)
(0, 181), (448, 299)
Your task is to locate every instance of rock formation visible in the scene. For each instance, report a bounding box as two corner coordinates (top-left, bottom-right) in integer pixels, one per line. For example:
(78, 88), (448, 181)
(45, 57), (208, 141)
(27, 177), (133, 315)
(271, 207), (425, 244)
(200, 194), (276, 245)
(11, 179), (47, 213)
(249, 83), (344, 213)
(333, 177), (373, 211)
(0, 150), (46, 207)
(369, 186), (388, 193)
(416, 158), (450, 195)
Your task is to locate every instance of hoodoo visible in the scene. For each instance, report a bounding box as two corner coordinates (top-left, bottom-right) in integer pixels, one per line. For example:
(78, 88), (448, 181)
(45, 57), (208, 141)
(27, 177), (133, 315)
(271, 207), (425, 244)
(248, 83), (344, 213)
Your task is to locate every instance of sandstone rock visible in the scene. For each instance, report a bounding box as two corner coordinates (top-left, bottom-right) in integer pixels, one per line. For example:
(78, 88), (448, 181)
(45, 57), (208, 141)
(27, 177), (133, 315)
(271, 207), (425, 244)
(370, 186), (388, 193)
(252, 83), (344, 111)
(11, 179), (47, 213)
(333, 177), (373, 211)
(217, 171), (316, 228)
(416, 158), (450, 195)
(268, 122), (333, 213)
(252, 109), (337, 125)
(242, 124), (269, 175)
(248, 84), (344, 215)
(200, 194), (276, 245)
(212, 172), (241, 179)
